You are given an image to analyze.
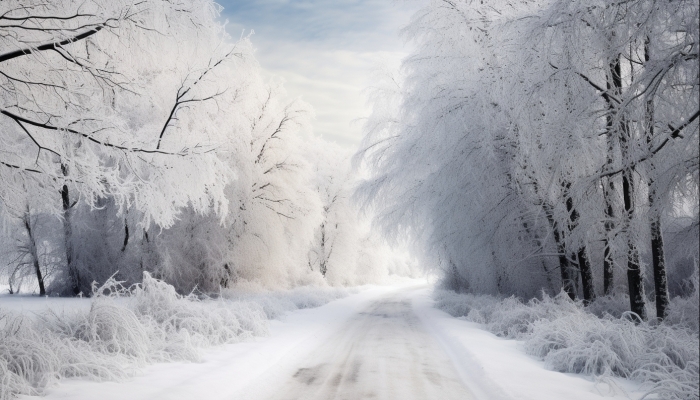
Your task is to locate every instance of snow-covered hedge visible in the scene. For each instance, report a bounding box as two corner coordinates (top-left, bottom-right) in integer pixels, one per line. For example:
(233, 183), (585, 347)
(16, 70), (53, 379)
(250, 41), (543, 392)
(0, 273), (346, 399)
(434, 287), (699, 400)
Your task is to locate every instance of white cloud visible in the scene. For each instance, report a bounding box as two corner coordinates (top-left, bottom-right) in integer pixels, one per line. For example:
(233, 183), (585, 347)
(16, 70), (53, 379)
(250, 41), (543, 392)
(219, 0), (425, 148)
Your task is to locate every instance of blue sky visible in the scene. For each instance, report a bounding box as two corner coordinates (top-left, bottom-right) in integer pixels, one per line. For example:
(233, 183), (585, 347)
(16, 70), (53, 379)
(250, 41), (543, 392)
(217, 0), (424, 147)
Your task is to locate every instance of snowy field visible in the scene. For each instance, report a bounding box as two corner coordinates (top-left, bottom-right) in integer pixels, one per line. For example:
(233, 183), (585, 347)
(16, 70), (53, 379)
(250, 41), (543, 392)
(9, 282), (652, 400)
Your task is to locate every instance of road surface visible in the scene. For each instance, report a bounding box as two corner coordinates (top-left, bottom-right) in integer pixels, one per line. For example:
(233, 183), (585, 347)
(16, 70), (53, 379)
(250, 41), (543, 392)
(28, 283), (637, 400)
(259, 287), (473, 400)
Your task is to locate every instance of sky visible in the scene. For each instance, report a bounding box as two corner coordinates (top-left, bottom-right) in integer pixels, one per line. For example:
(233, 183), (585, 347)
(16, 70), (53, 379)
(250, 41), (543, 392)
(218, 0), (424, 148)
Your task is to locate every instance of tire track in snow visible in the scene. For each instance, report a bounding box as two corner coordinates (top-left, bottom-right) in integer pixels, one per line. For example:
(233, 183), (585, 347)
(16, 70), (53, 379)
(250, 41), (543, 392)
(261, 287), (474, 400)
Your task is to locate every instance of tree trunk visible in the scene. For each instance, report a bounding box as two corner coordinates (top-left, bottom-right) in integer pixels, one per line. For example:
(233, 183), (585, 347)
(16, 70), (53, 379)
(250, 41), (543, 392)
(602, 132), (616, 295)
(622, 166), (647, 321)
(61, 164), (80, 296)
(602, 196), (615, 295)
(601, 53), (620, 296)
(563, 182), (596, 304)
(530, 175), (576, 299)
(546, 210), (576, 300)
(121, 217), (129, 252)
(577, 248), (595, 304)
(650, 213), (668, 319)
(644, 37), (669, 320)
(23, 210), (45, 296)
(611, 53), (647, 321)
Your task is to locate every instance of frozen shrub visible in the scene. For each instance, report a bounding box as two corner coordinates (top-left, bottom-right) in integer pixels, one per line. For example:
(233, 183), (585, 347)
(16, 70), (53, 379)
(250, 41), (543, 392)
(488, 294), (580, 339)
(129, 273), (268, 352)
(0, 315), (60, 396)
(586, 293), (632, 319)
(0, 272), (346, 398)
(635, 360), (699, 400)
(0, 355), (32, 400)
(434, 288), (700, 400)
(527, 314), (646, 376)
(76, 302), (150, 360)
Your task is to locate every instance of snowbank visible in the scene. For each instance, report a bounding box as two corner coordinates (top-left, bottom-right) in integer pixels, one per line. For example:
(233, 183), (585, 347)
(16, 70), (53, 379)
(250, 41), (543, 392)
(434, 289), (699, 400)
(0, 273), (348, 399)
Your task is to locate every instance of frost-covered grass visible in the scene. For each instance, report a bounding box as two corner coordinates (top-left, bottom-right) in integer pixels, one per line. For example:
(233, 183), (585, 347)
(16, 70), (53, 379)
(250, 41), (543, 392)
(0, 273), (348, 399)
(434, 289), (699, 400)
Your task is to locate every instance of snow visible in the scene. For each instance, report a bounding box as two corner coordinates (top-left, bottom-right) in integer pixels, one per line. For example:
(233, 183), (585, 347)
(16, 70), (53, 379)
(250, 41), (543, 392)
(17, 283), (411, 399)
(411, 288), (646, 400)
(14, 282), (648, 400)
(0, 295), (92, 315)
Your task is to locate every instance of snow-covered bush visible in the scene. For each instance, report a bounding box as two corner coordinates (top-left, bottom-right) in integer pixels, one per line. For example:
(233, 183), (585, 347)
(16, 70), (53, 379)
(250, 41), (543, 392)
(434, 289), (699, 400)
(0, 273), (347, 399)
(0, 310), (132, 399)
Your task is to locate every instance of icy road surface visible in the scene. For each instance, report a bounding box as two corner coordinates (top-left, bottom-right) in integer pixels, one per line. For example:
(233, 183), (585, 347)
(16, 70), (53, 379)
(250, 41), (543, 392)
(29, 282), (641, 400)
(258, 288), (472, 400)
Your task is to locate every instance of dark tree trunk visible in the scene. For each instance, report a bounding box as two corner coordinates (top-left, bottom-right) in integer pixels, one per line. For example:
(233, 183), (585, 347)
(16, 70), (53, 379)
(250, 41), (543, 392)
(650, 214), (668, 319)
(121, 217), (129, 252)
(546, 210), (576, 300)
(577, 248), (595, 304)
(644, 37), (669, 320)
(611, 53), (647, 321)
(602, 203), (615, 294)
(622, 167), (647, 321)
(23, 210), (45, 296)
(61, 164), (80, 296)
(601, 52), (621, 296)
(563, 181), (596, 304)
(532, 174), (574, 299)
(602, 122), (616, 295)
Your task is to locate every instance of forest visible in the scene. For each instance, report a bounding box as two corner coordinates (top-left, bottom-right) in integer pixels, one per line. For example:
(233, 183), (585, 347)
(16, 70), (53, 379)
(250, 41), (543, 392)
(0, 0), (410, 298)
(358, 0), (699, 321)
(0, 0), (698, 399)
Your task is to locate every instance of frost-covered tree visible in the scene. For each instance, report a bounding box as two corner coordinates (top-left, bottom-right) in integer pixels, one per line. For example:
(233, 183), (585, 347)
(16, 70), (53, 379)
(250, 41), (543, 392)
(529, 0), (699, 318)
(0, 0), (247, 294)
(144, 73), (326, 292)
(306, 138), (390, 286)
(358, 0), (699, 316)
(357, 1), (557, 297)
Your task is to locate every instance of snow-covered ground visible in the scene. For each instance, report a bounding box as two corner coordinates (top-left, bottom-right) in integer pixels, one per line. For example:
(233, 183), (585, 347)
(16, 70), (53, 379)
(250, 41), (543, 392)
(412, 289), (645, 400)
(14, 282), (647, 400)
(0, 294), (93, 315)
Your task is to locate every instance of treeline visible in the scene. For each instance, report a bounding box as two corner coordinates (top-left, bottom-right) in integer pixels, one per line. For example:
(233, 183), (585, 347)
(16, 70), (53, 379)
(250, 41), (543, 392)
(357, 0), (698, 320)
(0, 0), (405, 296)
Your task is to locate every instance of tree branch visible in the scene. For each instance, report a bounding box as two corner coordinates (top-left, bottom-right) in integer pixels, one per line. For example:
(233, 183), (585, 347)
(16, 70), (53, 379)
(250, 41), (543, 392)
(0, 159), (42, 174)
(1, 109), (188, 156)
(156, 48), (240, 149)
(0, 25), (105, 63)
(550, 63), (621, 105)
(598, 109), (699, 178)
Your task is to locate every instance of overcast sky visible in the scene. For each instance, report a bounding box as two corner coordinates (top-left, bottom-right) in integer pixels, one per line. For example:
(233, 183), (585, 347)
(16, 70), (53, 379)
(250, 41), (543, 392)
(218, 0), (424, 148)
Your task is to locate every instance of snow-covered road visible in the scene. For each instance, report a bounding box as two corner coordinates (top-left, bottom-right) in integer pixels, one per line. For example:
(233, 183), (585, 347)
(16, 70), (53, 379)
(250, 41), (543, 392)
(27, 282), (641, 400)
(257, 286), (472, 400)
